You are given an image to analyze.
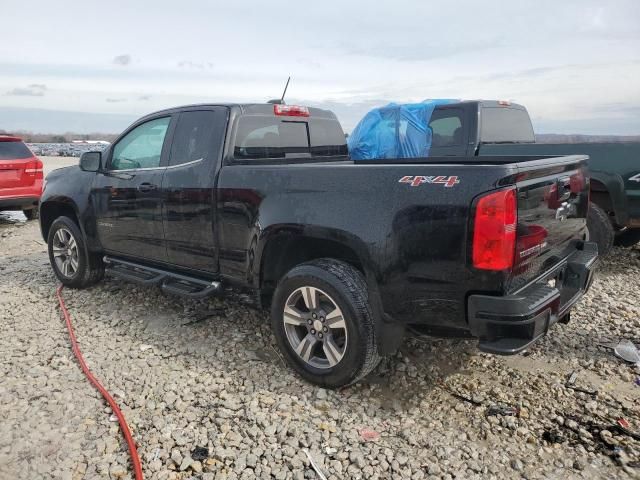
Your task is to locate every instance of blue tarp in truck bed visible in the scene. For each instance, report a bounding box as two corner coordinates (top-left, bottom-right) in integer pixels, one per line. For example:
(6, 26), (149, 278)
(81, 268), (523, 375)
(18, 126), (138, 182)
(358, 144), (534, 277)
(347, 99), (457, 160)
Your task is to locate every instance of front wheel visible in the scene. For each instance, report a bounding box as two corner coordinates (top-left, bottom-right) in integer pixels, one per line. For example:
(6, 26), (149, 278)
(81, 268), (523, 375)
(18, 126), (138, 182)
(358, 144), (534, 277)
(47, 216), (104, 288)
(270, 259), (381, 388)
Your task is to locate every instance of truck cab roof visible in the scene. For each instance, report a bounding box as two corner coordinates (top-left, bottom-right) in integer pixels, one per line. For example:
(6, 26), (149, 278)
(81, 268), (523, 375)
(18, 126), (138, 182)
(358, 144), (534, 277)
(136, 103), (340, 123)
(427, 99), (535, 144)
(428, 99), (528, 110)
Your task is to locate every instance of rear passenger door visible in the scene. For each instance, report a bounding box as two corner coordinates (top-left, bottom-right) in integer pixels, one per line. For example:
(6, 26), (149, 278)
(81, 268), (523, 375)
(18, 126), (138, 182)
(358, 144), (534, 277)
(161, 107), (228, 272)
(428, 106), (468, 157)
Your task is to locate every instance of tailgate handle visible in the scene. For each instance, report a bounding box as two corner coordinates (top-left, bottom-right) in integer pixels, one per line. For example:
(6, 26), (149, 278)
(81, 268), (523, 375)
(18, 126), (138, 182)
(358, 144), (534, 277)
(557, 177), (571, 202)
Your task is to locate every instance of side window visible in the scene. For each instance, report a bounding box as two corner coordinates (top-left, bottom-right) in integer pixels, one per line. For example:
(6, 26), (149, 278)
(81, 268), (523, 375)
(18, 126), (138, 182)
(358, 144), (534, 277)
(234, 117), (310, 160)
(169, 111), (216, 166)
(111, 117), (170, 170)
(429, 109), (464, 147)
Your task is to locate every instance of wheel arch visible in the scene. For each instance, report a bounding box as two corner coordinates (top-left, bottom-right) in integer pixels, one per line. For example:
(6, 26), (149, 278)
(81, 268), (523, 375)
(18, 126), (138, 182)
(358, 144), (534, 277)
(256, 227), (405, 355)
(40, 199), (82, 242)
(257, 227), (374, 297)
(589, 172), (627, 227)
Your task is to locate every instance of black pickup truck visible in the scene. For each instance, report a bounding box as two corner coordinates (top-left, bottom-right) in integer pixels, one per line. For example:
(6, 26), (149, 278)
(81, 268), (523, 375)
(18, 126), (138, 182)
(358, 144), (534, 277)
(40, 103), (597, 387)
(400, 100), (640, 255)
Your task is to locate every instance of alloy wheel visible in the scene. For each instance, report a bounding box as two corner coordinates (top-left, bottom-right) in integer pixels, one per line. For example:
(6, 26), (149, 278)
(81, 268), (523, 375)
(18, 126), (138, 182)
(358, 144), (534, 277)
(282, 286), (348, 369)
(52, 228), (79, 278)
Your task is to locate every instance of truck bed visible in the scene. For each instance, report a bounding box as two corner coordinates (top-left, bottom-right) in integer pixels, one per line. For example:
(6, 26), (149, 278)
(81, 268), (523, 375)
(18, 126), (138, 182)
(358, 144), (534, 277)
(218, 153), (589, 329)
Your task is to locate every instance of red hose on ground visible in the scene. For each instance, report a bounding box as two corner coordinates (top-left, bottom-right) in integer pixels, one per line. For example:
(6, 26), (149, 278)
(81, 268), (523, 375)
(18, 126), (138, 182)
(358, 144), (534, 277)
(56, 285), (144, 480)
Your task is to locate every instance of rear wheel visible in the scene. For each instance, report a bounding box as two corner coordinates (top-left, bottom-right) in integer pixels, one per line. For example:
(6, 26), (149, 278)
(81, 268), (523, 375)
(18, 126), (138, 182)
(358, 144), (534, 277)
(23, 207), (38, 220)
(587, 203), (614, 256)
(47, 216), (104, 288)
(270, 259), (381, 388)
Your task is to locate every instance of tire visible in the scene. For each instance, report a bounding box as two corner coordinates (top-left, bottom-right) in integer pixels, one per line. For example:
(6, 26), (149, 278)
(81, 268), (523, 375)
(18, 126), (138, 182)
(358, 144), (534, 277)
(587, 203), (614, 256)
(615, 228), (640, 248)
(270, 258), (381, 388)
(47, 216), (104, 288)
(23, 207), (39, 220)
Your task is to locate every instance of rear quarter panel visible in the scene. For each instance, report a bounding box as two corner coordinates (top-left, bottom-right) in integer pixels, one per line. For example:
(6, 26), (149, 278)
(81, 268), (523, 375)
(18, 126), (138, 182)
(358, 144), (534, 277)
(217, 162), (515, 328)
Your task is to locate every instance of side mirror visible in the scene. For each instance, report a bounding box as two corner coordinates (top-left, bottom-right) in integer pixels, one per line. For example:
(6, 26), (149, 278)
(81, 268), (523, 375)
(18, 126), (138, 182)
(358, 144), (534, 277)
(79, 151), (102, 172)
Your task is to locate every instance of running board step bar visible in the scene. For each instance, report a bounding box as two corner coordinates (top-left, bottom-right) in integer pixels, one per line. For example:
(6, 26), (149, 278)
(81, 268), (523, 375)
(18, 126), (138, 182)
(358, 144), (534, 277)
(103, 256), (222, 299)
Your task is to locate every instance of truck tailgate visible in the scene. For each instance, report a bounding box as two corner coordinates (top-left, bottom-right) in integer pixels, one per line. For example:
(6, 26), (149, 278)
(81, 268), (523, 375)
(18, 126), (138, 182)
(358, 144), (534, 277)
(508, 155), (589, 292)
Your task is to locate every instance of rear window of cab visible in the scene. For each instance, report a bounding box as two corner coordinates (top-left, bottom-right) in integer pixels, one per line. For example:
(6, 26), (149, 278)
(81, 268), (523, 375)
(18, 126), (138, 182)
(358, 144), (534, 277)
(480, 107), (535, 143)
(0, 140), (33, 160)
(233, 116), (347, 160)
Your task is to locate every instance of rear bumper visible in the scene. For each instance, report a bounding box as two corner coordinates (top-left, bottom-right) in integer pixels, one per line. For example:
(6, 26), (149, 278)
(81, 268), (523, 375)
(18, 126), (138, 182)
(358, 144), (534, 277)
(468, 241), (598, 355)
(0, 195), (40, 211)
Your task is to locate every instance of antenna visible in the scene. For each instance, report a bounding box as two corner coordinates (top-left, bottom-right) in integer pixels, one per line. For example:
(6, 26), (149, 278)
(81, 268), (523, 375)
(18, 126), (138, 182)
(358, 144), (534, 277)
(280, 76), (291, 103)
(267, 77), (291, 105)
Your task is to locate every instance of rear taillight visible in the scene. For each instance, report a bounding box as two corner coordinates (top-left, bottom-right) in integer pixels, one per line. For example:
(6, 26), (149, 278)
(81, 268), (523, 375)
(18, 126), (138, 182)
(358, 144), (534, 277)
(24, 158), (43, 176)
(472, 188), (517, 271)
(273, 104), (310, 117)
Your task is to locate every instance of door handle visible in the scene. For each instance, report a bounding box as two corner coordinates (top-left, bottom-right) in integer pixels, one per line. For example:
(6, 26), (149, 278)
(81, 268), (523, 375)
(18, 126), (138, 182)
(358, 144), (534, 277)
(137, 183), (158, 192)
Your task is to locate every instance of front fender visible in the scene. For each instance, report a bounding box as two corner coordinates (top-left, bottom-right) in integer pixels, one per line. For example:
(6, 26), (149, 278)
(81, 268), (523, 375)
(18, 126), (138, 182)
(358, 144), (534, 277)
(39, 166), (98, 248)
(39, 196), (82, 237)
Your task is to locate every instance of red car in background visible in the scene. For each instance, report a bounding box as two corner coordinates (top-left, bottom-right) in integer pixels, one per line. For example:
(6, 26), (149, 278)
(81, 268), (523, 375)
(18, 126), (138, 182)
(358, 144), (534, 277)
(0, 136), (43, 220)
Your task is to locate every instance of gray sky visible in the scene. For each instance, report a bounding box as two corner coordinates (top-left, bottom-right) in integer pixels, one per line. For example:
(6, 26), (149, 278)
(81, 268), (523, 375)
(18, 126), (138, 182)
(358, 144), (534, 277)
(1, 0), (639, 134)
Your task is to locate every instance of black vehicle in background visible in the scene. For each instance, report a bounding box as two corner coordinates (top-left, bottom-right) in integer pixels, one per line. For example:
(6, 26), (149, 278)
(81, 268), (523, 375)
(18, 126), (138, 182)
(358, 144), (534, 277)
(40, 102), (596, 387)
(409, 100), (640, 255)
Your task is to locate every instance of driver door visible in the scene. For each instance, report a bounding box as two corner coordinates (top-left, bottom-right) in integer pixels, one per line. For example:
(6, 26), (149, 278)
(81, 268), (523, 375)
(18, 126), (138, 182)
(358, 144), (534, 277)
(92, 115), (175, 263)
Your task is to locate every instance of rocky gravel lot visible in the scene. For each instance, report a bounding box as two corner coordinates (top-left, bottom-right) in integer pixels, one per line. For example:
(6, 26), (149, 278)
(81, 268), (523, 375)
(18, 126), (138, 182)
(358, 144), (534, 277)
(1, 215), (639, 480)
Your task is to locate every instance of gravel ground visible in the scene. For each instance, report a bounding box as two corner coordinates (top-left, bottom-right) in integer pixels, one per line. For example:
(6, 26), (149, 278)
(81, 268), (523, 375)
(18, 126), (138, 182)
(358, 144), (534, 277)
(0, 215), (639, 480)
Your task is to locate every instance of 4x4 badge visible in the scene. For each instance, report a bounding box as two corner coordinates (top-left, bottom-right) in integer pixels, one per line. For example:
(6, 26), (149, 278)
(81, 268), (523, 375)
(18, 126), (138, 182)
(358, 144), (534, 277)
(399, 175), (460, 187)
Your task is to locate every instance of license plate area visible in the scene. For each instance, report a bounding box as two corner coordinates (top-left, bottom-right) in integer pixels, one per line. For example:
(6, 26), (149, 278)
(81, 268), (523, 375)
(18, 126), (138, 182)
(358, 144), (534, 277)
(0, 169), (22, 186)
(543, 266), (566, 290)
